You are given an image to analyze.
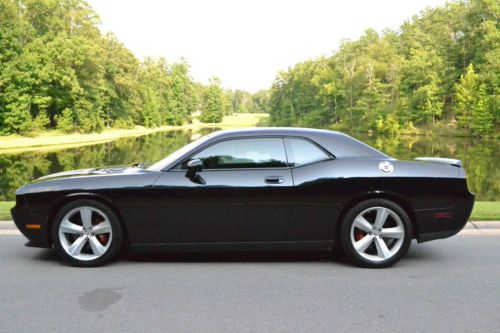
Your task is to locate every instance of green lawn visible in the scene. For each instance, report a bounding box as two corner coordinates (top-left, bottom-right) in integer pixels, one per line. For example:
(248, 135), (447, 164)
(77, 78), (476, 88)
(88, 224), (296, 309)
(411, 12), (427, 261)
(0, 200), (498, 222)
(470, 202), (500, 221)
(0, 201), (14, 220)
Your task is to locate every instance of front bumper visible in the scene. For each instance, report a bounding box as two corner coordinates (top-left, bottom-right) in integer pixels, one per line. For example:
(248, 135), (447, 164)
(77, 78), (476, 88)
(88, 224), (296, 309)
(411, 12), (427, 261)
(11, 196), (51, 248)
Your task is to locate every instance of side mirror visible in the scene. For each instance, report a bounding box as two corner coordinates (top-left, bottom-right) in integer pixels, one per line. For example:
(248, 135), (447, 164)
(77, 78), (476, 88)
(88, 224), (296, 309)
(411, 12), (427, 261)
(185, 159), (205, 184)
(187, 159), (203, 173)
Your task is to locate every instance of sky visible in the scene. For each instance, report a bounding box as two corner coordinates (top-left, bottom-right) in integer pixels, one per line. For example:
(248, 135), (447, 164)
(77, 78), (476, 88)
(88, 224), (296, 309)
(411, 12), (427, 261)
(87, 0), (448, 92)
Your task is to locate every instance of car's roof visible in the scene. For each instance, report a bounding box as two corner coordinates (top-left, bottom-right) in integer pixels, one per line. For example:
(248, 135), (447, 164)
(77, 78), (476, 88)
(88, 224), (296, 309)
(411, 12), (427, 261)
(207, 127), (341, 138)
(206, 127), (388, 158)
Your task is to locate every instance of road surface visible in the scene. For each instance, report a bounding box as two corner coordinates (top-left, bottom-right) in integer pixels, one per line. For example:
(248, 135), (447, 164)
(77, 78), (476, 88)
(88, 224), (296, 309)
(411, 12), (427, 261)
(0, 234), (499, 332)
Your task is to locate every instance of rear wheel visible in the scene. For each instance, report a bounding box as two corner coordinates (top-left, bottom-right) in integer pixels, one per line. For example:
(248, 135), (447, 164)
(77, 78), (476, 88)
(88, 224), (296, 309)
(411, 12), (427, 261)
(52, 199), (123, 267)
(340, 199), (412, 268)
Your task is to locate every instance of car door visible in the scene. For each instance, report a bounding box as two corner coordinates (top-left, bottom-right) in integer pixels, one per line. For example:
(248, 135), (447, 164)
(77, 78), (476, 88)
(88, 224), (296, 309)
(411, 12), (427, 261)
(147, 137), (294, 244)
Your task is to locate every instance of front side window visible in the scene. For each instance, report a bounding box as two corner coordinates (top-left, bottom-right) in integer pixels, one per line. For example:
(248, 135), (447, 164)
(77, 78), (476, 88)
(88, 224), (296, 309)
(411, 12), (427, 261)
(189, 138), (288, 169)
(284, 138), (330, 166)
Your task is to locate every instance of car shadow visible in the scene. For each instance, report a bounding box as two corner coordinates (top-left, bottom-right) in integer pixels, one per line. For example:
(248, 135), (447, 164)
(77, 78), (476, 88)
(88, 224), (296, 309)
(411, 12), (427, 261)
(31, 248), (63, 263)
(28, 241), (441, 267)
(120, 249), (352, 266)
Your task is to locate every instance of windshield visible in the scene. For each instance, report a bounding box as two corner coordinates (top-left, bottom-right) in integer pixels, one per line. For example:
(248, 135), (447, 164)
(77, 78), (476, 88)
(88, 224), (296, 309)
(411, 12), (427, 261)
(148, 133), (213, 171)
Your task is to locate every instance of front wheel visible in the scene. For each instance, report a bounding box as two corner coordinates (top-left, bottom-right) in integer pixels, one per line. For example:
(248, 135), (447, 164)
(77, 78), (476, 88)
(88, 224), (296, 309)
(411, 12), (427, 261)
(340, 199), (412, 268)
(52, 199), (123, 267)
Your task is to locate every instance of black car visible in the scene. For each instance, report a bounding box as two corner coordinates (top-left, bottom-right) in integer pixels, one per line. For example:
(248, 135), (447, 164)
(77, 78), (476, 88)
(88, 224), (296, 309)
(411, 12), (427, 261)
(11, 128), (475, 267)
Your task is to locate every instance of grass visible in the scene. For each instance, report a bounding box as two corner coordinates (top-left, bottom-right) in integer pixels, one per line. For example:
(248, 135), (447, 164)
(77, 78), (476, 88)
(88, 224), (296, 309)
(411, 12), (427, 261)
(0, 202), (14, 221)
(0, 113), (269, 154)
(0, 200), (498, 222)
(470, 202), (500, 221)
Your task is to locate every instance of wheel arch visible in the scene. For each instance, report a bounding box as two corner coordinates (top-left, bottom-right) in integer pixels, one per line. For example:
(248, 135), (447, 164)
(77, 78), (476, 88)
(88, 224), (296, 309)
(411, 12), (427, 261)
(335, 191), (418, 242)
(47, 192), (130, 246)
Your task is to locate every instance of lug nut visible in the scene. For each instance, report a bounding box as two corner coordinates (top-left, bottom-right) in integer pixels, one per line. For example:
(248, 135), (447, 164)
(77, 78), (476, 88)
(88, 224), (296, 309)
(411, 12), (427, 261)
(91, 233), (94, 237)
(369, 232), (372, 235)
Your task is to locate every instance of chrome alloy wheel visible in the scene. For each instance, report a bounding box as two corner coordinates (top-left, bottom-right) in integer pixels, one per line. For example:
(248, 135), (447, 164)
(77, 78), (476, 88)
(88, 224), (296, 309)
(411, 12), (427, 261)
(350, 206), (405, 262)
(58, 206), (113, 261)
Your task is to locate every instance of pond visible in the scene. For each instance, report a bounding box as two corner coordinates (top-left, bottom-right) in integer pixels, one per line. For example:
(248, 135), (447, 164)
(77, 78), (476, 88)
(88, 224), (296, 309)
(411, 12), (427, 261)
(0, 128), (498, 201)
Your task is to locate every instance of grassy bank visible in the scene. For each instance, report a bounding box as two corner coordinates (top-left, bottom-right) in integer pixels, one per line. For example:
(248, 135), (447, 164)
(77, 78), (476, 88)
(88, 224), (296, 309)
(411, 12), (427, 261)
(0, 202), (14, 220)
(1, 201), (498, 222)
(0, 113), (269, 154)
(470, 202), (500, 221)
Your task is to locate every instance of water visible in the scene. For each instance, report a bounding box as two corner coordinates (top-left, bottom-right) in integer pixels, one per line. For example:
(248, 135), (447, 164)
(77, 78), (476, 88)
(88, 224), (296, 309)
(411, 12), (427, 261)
(0, 129), (498, 201)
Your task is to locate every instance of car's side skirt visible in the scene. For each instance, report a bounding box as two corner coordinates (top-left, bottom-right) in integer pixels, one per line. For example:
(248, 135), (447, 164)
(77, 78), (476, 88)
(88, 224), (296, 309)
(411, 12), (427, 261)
(130, 240), (335, 253)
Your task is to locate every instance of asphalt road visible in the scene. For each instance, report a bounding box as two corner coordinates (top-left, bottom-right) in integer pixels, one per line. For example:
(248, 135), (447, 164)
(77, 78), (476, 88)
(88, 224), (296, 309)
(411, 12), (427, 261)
(0, 235), (499, 333)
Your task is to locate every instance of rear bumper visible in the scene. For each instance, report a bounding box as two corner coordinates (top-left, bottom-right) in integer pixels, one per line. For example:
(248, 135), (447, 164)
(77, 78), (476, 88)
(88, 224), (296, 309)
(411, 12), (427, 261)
(11, 196), (51, 248)
(417, 192), (475, 243)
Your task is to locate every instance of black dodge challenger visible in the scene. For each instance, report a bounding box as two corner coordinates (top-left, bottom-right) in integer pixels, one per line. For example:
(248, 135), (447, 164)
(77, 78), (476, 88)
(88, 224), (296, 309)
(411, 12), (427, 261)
(12, 128), (475, 267)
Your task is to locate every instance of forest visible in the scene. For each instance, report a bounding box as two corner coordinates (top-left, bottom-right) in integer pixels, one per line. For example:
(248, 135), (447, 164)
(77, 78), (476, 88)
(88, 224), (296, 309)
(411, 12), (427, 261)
(0, 0), (498, 137)
(0, 0), (259, 135)
(265, 0), (498, 137)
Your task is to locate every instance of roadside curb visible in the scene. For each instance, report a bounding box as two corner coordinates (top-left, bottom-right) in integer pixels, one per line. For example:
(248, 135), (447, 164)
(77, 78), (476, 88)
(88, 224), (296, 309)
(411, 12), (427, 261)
(466, 221), (500, 230)
(0, 221), (15, 229)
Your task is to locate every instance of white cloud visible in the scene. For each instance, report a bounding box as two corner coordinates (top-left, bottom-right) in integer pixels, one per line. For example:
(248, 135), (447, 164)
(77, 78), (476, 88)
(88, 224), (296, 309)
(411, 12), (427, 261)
(88, 0), (447, 92)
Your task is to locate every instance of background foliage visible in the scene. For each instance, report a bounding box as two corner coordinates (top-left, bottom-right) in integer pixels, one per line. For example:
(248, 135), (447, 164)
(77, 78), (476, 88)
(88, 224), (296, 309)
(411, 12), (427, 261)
(0, 0), (498, 137)
(0, 0), (263, 135)
(264, 0), (498, 137)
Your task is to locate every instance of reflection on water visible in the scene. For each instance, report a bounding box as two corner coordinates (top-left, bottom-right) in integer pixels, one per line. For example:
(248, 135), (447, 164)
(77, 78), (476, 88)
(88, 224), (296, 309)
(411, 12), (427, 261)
(0, 129), (498, 201)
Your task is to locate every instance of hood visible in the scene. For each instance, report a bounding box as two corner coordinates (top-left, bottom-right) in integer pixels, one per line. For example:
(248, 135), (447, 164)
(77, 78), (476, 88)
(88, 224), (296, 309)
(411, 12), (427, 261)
(35, 166), (137, 182)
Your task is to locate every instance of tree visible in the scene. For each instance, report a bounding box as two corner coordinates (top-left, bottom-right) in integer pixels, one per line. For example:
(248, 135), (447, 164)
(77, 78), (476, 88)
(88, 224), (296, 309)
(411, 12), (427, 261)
(455, 64), (479, 129)
(56, 108), (75, 132)
(471, 84), (494, 136)
(200, 77), (224, 123)
(223, 90), (235, 115)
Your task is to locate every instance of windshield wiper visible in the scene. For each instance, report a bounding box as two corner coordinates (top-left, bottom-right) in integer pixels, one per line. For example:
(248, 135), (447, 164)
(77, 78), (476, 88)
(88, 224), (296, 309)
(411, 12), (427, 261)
(132, 162), (148, 169)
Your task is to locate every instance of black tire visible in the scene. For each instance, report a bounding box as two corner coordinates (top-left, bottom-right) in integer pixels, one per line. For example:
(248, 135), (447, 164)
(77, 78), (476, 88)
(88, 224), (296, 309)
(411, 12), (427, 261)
(51, 199), (123, 267)
(339, 199), (412, 268)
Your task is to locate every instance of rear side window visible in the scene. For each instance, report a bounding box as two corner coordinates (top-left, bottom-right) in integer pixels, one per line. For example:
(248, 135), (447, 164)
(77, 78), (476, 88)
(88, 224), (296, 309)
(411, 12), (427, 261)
(189, 138), (288, 169)
(284, 138), (330, 166)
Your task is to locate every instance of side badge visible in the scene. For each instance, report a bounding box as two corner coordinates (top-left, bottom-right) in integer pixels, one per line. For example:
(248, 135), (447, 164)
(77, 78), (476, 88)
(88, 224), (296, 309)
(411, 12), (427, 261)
(379, 161), (394, 174)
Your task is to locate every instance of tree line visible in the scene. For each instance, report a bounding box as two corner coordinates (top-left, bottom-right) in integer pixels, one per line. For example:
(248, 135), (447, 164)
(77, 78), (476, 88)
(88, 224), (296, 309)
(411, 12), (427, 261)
(0, 0), (263, 135)
(264, 0), (498, 136)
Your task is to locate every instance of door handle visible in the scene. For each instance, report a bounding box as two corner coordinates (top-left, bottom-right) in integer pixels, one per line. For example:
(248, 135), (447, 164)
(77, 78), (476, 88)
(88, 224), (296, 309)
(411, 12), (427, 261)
(265, 176), (284, 184)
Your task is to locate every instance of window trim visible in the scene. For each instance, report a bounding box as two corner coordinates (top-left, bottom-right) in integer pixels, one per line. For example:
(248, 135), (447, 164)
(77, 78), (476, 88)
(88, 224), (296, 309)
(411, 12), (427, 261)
(167, 135), (335, 172)
(284, 136), (335, 168)
(169, 136), (291, 172)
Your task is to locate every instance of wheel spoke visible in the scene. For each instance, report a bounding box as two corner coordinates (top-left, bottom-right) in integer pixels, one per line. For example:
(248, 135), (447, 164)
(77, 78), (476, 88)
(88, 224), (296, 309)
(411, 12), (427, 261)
(354, 235), (374, 253)
(60, 219), (82, 234)
(374, 208), (389, 229)
(80, 208), (93, 229)
(68, 236), (87, 256)
(381, 226), (404, 239)
(92, 221), (111, 234)
(353, 216), (373, 233)
(88, 237), (106, 256)
(374, 237), (391, 259)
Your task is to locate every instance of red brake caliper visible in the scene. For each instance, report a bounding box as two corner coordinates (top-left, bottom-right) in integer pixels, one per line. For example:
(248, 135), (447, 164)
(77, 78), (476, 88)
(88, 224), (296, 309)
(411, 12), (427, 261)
(94, 217), (109, 245)
(355, 232), (364, 241)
